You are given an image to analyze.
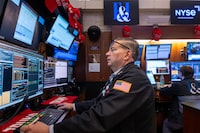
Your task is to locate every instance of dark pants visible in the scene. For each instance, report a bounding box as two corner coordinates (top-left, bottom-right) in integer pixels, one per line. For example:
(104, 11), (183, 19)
(162, 118), (183, 133)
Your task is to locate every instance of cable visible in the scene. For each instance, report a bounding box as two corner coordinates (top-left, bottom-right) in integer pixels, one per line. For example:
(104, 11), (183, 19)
(0, 95), (28, 126)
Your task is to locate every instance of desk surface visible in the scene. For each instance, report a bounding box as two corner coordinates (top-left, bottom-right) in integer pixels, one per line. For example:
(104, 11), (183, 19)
(181, 95), (200, 110)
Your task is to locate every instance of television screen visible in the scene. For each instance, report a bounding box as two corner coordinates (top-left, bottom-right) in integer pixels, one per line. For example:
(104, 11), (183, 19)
(187, 42), (200, 61)
(145, 44), (171, 60)
(171, 61), (200, 81)
(53, 40), (79, 61)
(104, 0), (139, 25)
(55, 60), (68, 84)
(0, 0), (45, 51)
(170, 0), (200, 24)
(45, 14), (75, 51)
(146, 60), (170, 75)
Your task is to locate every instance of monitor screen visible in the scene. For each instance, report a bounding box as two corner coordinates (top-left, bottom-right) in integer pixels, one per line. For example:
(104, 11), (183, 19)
(45, 14), (75, 51)
(0, 0), (45, 51)
(146, 70), (156, 85)
(170, 0), (200, 24)
(0, 40), (44, 111)
(137, 44), (144, 61)
(187, 42), (200, 61)
(134, 61), (141, 67)
(104, 0), (139, 25)
(145, 44), (171, 60)
(170, 61), (200, 82)
(55, 60), (68, 80)
(53, 40), (79, 61)
(146, 60), (170, 75)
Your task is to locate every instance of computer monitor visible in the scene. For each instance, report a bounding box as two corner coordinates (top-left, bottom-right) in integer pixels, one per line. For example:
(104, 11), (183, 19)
(145, 44), (171, 60)
(55, 60), (68, 84)
(146, 60), (170, 75)
(45, 14), (75, 51)
(146, 70), (156, 85)
(170, 61), (200, 82)
(134, 61), (141, 67)
(187, 42), (200, 61)
(0, 0), (45, 51)
(136, 44), (144, 61)
(0, 40), (44, 111)
(53, 40), (80, 61)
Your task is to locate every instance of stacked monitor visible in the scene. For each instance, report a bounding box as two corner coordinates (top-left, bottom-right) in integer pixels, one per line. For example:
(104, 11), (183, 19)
(145, 44), (171, 76)
(0, 40), (44, 111)
(187, 42), (200, 61)
(53, 40), (80, 61)
(171, 61), (200, 82)
(45, 14), (76, 51)
(145, 44), (171, 60)
(146, 60), (170, 75)
(134, 44), (144, 67)
(0, 0), (45, 51)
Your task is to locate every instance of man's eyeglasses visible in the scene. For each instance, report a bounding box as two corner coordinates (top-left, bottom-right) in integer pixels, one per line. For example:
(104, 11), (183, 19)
(112, 40), (130, 50)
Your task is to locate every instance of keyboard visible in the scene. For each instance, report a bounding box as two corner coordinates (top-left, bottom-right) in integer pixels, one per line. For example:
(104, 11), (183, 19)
(38, 108), (66, 125)
(14, 108), (66, 133)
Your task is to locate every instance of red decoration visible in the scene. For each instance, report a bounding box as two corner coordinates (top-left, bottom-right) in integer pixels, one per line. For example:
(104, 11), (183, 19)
(122, 25), (131, 37)
(152, 25), (162, 41)
(194, 25), (200, 36)
(78, 33), (86, 43)
(45, 0), (58, 13)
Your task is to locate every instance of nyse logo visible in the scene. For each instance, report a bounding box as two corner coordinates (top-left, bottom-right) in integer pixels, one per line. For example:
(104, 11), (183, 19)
(113, 2), (131, 23)
(175, 5), (200, 19)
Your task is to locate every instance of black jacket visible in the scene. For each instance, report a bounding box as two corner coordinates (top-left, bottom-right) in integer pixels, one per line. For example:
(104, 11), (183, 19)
(54, 63), (156, 133)
(159, 78), (199, 124)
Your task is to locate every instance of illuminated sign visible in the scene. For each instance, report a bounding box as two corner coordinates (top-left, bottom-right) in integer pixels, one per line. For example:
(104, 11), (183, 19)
(170, 0), (200, 24)
(104, 0), (139, 25)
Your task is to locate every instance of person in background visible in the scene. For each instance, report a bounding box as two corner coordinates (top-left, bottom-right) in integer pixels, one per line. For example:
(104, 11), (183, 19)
(20, 37), (156, 133)
(160, 66), (200, 133)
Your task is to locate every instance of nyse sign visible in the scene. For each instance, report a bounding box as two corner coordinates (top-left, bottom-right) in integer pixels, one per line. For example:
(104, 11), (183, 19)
(175, 5), (200, 19)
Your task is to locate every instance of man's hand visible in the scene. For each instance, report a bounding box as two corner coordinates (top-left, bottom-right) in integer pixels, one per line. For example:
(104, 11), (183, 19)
(20, 121), (49, 133)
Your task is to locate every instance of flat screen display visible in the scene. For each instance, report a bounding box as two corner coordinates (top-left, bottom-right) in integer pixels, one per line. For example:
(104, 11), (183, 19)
(0, 40), (44, 111)
(136, 44), (144, 61)
(104, 0), (139, 25)
(45, 15), (75, 51)
(187, 42), (200, 61)
(146, 60), (170, 75)
(53, 40), (79, 61)
(171, 61), (200, 81)
(145, 44), (171, 60)
(170, 0), (200, 24)
(0, 0), (45, 50)
(13, 2), (37, 45)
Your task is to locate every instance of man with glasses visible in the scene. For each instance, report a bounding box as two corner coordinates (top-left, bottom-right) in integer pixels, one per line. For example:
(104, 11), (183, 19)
(20, 37), (156, 133)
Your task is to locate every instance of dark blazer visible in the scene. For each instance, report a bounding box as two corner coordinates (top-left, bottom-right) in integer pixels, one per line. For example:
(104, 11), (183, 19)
(54, 63), (156, 133)
(159, 78), (199, 124)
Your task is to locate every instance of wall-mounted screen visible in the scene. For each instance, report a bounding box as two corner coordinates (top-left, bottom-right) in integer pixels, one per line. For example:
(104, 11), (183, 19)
(45, 14), (75, 51)
(0, 0), (45, 51)
(104, 0), (139, 25)
(146, 60), (170, 75)
(187, 42), (200, 61)
(145, 44), (171, 60)
(170, 61), (200, 82)
(170, 0), (200, 24)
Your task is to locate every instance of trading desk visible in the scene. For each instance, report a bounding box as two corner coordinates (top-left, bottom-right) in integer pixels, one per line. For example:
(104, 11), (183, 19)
(0, 96), (77, 133)
(182, 99), (200, 133)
